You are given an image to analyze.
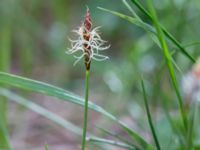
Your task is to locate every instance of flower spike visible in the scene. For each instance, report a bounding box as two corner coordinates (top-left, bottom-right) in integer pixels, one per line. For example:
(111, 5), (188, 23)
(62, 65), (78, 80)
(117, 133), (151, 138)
(67, 7), (109, 70)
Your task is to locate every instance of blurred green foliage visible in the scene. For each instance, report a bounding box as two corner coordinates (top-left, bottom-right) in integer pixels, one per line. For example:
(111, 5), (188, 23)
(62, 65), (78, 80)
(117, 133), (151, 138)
(1, 0), (200, 149)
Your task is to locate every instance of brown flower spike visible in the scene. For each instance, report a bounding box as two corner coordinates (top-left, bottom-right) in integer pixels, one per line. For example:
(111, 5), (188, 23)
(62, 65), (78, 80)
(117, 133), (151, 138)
(83, 8), (92, 70)
(67, 7), (109, 70)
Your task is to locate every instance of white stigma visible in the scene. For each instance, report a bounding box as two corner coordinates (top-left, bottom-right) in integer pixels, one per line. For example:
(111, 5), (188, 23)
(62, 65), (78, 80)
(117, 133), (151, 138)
(66, 26), (110, 65)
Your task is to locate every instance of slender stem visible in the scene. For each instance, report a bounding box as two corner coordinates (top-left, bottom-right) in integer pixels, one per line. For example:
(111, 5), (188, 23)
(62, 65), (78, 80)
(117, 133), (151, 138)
(45, 144), (49, 150)
(141, 79), (161, 150)
(130, 0), (195, 63)
(146, 0), (188, 131)
(81, 70), (89, 150)
(0, 24), (11, 150)
(88, 137), (136, 150)
(186, 102), (198, 150)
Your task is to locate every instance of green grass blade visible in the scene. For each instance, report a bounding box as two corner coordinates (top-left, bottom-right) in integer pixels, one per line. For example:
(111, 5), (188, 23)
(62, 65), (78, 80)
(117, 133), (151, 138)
(186, 102), (198, 149)
(1, 88), (140, 149)
(97, 7), (161, 50)
(0, 72), (100, 113)
(122, 0), (140, 20)
(82, 70), (90, 150)
(146, 0), (187, 131)
(141, 79), (161, 150)
(129, 0), (195, 63)
(183, 41), (200, 48)
(0, 88), (82, 135)
(97, 7), (156, 35)
(0, 72), (153, 149)
(88, 137), (137, 150)
(0, 122), (11, 150)
(99, 6), (183, 76)
(0, 28), (11, 71)
(0, 25), (12, 150)
(45, 144), (49, 150)
(99, 2), (195, 63)
(171, 58), (183, 75)
(96, 125), (138, 149)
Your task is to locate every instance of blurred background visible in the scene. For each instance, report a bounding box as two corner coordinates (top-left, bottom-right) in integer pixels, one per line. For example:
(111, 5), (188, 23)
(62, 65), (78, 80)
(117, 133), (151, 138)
(1, 0), (200, 149)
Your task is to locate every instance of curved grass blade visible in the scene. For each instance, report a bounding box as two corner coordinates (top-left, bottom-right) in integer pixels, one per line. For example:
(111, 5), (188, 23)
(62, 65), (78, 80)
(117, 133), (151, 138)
(0, 88), (82, 135)
(146, 0), (188, 131)
(45, 144), (49, 150)
(122, 0), (140, 20)
(183, 41), (200, 48)
(186, 102), (199, 149)
(96, 125), (138, 149)
(99, 3), (195, 63)
(141, 79), (161, 150)
(98, 6), (183, 75)
(98, 7), (156, 35)
(0, 72), (153, 149)
(129, 0), (195, 63)
(98, 7), (163, 51)
(0, 25), (12, 150)
(87, 137), (137, 150)
(0, 88), (139, 149)
(0, 122), (11, 150)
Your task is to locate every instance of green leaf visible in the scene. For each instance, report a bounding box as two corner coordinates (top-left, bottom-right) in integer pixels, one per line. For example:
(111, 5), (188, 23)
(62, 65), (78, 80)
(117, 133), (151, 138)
(96, 125), (137, 149)
(98, 7), (162, 51)
(129, 0), (195, 63)
(141, 79), (161, 150)
(98, 7), (156, 35)
(0, 24), (12, 150)
(99, 1), (195, 62)
(88, 137), (137, 150)
(45, 144), (49, 150)
(0, 88), (140, 149)
(146, 0), (188, 132)
(0, 122), (11, 150)
(0, 72), (153, 149)
(0, 88), (82, 136)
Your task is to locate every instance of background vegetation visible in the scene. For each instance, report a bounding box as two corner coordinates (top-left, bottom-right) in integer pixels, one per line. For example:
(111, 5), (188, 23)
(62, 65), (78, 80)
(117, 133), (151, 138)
(0, 0), (200, 149)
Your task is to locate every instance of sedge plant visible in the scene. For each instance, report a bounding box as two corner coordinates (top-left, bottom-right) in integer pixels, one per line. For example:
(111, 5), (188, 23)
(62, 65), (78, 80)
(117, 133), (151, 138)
(0, 23), (12, 150)
(66, 7), (109, 150)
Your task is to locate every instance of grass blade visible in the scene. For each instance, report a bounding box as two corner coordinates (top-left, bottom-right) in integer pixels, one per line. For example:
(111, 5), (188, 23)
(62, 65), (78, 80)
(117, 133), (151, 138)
(0, 25), (12, 150)
(99, 1), (195, 62)
(1, 88), (140, 149)
(186, 102), (199, 149)
(141, 79), (161, 150)
(0, 122), (11, 150)
(0, 72), (153, 149)
(146, 0), (187, 131)
(81, 70), (90, 150)
(122, 0), (140, 20)
(45, 144), (49, 150)
(98, 6), (183, 75)
(183, 41), (200, 48)
(88, 137), (137, 150)
(129, 0), (195, 63)
(98, 7), (156, 35)
(0, 88), (82, 135)
(96, 125), (138, 149)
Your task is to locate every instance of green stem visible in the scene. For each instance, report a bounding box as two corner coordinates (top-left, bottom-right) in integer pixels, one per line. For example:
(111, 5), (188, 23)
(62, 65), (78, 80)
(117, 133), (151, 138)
(88, 137), (136, 150)
(146, 0), (188, 131)
(186, 102), (198, 150)
(130, 0), (195, 63)
(141, 79), (161, 150)
(81, 70), (89, 150)
(0, 24), (12, 150)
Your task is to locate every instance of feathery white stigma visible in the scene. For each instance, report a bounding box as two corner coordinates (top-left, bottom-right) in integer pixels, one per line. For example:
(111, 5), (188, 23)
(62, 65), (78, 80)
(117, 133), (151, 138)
(66, 8), (109, 66)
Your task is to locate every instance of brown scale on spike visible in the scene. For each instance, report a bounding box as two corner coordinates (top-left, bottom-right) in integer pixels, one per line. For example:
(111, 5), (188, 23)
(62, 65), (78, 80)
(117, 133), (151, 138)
(83, 8), (92, 70)
(84, 7), (92, 31)
(67, 7), (109, 68)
